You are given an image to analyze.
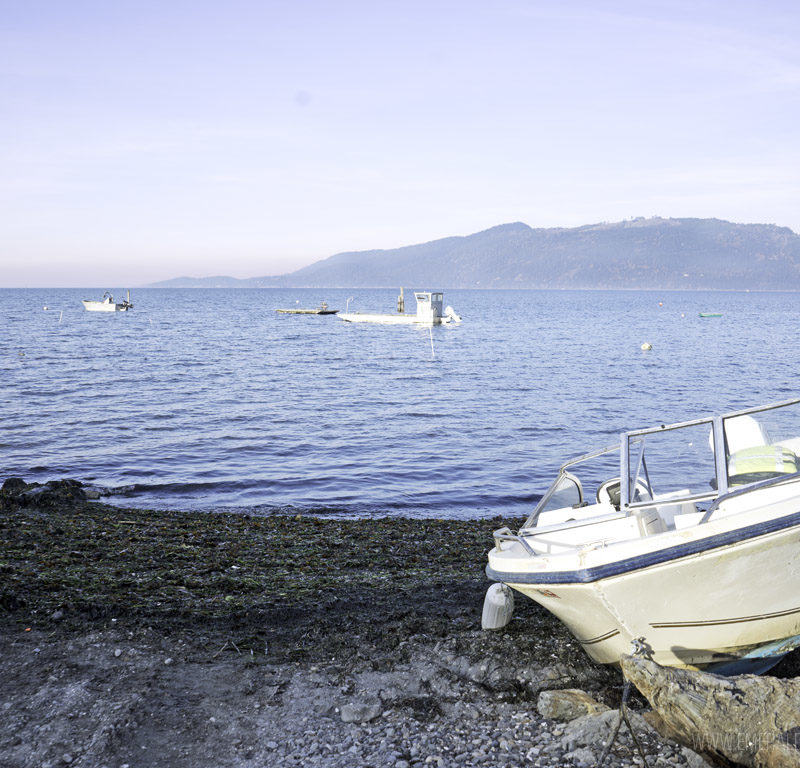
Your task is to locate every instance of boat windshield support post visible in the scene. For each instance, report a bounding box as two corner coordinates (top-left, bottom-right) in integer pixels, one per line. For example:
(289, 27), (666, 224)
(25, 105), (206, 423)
(619, 431), (630, 510)
(712, 415), (729, 497)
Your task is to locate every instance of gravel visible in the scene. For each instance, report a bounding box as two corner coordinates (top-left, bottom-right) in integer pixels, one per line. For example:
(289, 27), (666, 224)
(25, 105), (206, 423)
(0, 479), (719, 767)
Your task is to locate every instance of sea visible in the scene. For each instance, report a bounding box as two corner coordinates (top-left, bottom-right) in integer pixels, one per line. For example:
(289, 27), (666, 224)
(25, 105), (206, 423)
(2, 287), (798, 519)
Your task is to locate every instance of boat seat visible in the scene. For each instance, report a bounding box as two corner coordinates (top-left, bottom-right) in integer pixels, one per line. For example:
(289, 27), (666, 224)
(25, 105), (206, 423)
(720, 414), (769, 454)
(596, 477), (652, 511)
(728, 445), (799, 487)
(642, 489), (695, 528)
(596, 478), (623, 509)
(633, 507), (667, 536)
(777, 437), (800, 454)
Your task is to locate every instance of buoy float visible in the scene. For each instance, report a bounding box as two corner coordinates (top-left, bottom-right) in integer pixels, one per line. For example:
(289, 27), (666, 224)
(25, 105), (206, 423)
(641, 342), (652, 351)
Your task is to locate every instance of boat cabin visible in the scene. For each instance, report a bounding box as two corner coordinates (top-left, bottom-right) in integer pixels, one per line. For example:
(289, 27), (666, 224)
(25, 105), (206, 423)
(413, 292), (444, 323)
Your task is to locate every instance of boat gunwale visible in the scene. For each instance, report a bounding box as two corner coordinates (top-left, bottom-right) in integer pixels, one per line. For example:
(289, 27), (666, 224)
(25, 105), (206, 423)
(488, 505), (800, 585)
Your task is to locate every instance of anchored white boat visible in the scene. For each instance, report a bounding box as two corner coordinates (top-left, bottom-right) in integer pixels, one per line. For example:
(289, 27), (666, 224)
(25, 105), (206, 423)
(82, 290), (133, 312)
(338, 290), (461, 325)
(485, 398), (800, 674)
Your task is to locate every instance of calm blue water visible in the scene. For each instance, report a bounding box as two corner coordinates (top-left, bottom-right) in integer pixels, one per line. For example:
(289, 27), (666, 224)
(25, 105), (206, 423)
(2, 288), (798, 518)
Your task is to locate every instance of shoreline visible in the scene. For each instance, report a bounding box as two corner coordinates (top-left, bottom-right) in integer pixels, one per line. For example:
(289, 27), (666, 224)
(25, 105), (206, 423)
(1, 479), (721, 767)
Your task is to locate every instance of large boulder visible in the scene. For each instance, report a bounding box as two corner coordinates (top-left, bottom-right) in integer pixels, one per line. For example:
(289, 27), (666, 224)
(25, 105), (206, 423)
(621, 654), (800, 767)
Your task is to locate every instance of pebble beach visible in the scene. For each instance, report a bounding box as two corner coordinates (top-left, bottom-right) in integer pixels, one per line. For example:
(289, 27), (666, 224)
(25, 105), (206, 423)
(0, 479), (721, 768)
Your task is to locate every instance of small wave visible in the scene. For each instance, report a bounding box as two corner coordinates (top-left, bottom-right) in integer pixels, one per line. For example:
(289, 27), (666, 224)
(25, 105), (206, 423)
(103, 478), (268, 498)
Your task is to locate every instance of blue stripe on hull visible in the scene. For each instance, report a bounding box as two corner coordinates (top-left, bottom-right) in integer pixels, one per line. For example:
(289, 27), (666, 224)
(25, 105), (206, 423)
(486, 509), (800, 585)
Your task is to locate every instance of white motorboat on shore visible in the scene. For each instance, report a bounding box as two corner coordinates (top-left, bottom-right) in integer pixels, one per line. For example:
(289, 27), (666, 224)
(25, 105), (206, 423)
(338, 290), (461, 325)
(485, 398), (800, 675)
(82, 290), (133, 312)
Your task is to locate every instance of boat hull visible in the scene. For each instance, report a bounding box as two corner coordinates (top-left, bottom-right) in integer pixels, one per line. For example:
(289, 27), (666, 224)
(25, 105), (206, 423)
(338, 312), (445, 324)
(488, 512), (800, 672)
(82, 300), (130, 312)
(276, 309), (338, 315)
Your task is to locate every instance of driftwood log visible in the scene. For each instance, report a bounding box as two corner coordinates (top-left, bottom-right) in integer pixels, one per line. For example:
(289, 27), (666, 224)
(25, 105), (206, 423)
(620, 654), (800, 768)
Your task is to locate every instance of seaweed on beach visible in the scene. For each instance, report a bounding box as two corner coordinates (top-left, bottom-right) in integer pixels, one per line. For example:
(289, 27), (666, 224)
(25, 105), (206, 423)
(0, 478), (527, 660)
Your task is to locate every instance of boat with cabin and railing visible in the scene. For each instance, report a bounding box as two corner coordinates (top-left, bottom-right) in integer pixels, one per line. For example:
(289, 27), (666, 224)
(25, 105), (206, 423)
(81, 290), (134, 312)
(338, 289), (461, 325)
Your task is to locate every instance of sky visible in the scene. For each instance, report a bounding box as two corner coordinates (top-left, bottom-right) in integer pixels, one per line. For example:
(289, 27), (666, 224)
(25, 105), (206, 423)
(2, 0), (800, 287)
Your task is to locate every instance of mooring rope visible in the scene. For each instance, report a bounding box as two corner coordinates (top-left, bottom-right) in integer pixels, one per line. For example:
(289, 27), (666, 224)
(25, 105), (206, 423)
(596, 639), (652, 768)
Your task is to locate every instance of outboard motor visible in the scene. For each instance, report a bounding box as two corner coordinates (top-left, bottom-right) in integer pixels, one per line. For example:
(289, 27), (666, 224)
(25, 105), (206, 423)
(444, 306), (462, 323)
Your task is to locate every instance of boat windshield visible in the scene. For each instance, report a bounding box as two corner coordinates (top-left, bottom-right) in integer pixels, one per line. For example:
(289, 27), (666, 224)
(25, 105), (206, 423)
(524, 399), (800, 531)
(524, 445), (621, 528)
(626, 398), (800, 507)
(626, 417), (718, 507)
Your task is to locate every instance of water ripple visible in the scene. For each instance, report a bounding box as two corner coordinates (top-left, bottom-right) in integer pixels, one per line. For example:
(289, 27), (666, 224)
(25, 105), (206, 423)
(3, 287), (799, 517)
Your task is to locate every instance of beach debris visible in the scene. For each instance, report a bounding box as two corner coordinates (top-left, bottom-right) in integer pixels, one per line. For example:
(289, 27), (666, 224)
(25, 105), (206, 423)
(536, 688), (609, 721)
(557, 708), (655, 759)
(621, 653), (800, 767)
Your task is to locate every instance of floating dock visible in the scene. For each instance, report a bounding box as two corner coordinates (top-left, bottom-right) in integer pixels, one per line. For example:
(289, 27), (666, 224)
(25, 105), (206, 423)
(276, 302), (338, 315)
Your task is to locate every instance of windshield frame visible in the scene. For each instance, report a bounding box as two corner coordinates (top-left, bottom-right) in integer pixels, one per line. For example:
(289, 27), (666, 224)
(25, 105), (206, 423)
(620, 414), (720, 510)
(525, 398), (800, 529)
(526, 443), (619, 528)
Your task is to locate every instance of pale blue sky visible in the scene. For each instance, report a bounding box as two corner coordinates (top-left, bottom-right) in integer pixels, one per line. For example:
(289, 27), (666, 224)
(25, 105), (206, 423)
(3, 0), (799, 286)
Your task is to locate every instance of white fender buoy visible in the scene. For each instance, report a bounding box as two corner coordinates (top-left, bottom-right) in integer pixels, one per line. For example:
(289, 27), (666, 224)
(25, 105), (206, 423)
(481, 582), (514, 630)
(641, 342), (652, 351)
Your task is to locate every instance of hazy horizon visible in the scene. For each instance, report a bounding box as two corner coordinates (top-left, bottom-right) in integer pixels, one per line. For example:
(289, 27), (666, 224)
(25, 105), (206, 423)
(4, 0), (800, 287)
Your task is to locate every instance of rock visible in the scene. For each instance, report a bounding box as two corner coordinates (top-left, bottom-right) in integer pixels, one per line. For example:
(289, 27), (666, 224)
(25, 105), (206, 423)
(0, 477), (27, 497)
(621, 654), (800, 768)
(681, 746), (715, 768)
(340, 701), (382, 724)
(537, 689), (610, 721)
(566, 746), (596, 766)
(559, 708), (654, 753)
(6, 479), (88, 509)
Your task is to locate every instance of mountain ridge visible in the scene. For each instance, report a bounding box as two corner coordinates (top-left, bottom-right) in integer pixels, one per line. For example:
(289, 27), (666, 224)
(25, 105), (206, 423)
(147, 217), (800, 290)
